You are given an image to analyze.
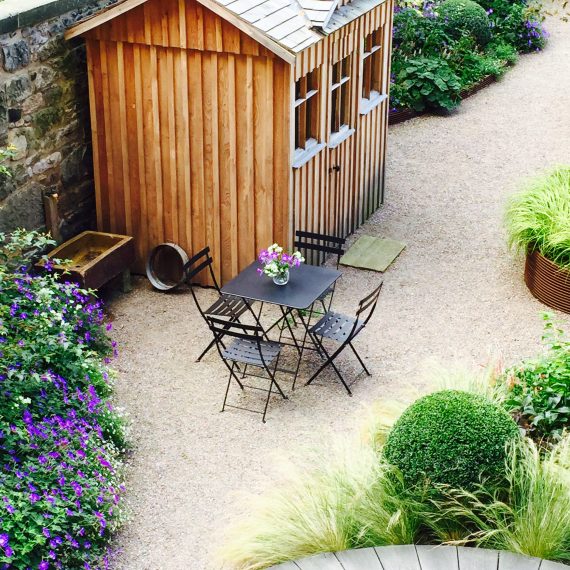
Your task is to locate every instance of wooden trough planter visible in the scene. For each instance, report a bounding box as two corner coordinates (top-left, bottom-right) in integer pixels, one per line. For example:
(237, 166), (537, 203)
(525, 249), (570, 314)
(38, 231), (135, 291)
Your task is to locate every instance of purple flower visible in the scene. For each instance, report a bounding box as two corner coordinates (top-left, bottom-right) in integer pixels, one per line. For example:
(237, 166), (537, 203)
(39, 561), (49, 570)
(4, 546), (14, 558)
(29, 492), (41, 503)
(43, 528), (51, 538)
(0, 534), (9, 548)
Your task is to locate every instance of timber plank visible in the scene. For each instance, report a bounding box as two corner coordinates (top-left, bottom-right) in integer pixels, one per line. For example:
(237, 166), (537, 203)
(335, 547), (384, 569)
(374, 545), (421, 570)
(499, 551), (541, 570)
(457, 547), (498, 570)
(296, 553), (343, 570)
(416, 545), (459, 570)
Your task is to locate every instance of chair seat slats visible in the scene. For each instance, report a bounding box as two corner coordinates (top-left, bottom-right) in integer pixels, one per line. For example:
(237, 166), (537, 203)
(222, 338), (282, 366)
(310, 311), (364, 342)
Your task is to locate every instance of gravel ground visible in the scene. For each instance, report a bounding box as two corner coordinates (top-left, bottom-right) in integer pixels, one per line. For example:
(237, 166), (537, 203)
(110, 19), (570, 570)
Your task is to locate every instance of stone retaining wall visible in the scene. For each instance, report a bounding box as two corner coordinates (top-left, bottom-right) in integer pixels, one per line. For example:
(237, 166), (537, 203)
(0, 0), (115, 238)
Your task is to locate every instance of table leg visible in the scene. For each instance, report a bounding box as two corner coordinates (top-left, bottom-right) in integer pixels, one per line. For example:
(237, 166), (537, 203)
(290, 302), (319, 390)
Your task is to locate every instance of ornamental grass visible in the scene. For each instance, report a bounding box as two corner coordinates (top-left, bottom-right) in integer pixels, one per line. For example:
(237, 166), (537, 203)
(505, 166), (570, 270)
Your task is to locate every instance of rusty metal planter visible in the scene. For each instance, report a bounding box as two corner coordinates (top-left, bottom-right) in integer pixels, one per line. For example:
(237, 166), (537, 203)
(525, 249), (570, 314)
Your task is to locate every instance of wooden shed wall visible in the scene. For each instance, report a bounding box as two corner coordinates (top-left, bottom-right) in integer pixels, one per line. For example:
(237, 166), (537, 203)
(84, 0), (290, 283)
(293, 0), (393, 241)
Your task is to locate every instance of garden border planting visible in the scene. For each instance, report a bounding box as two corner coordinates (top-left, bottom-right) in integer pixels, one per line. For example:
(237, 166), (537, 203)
(389, 74), (498, 125)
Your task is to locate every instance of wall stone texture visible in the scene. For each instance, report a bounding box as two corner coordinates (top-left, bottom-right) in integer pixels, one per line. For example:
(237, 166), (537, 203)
(0, 0), (116, 239)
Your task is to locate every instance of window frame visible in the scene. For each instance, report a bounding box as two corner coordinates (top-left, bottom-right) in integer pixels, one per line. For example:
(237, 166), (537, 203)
(360, 29), (388, 115)
(293, 69), (325, 168)
(329, 55), (353, 141)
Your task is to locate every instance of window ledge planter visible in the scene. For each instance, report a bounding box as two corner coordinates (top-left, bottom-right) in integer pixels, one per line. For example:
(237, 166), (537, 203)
(525, 249), (570, 314)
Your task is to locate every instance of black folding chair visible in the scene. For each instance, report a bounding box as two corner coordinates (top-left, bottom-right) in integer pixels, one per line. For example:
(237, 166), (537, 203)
(207, 316), (287, 423)
(184, 246), (254, 362)
(294, 230), (346, 313)
(306, 282), (383, 395)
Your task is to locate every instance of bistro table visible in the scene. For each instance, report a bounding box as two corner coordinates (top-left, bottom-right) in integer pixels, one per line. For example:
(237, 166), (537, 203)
(221, 261), (342, 387)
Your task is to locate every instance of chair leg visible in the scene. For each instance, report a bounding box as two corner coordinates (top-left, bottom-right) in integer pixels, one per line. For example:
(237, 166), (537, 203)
(221, 362), (243, 413)
(305, 340), (353, 396)
(196, 337), (216, 362)
(349, 342), (371, 376)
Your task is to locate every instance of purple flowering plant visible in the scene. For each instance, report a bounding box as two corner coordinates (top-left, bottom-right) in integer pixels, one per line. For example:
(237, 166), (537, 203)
(0, 230), (126, 569)
(257, 244), (305, 279)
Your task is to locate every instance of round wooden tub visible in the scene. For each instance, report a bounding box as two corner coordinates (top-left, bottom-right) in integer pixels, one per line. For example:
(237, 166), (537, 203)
(525, 250), (570, 314)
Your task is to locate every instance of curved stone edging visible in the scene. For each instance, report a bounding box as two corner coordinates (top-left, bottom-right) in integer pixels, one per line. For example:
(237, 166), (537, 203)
(525, 250), (570, 314)
(389, 75), (497, 126)
(270, 545), (567, 569)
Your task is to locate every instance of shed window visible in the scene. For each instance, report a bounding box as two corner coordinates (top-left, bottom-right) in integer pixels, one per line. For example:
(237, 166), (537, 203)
(294, 70), (320, 151)
(361, 30), (384, 106)
(330, 55), (351, 135)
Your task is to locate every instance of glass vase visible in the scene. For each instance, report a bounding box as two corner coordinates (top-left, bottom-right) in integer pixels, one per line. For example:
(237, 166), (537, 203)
(272, 268), (290, 286)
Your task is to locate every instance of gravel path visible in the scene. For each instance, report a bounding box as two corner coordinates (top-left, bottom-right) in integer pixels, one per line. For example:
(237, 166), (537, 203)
(110, 19), (570, 570)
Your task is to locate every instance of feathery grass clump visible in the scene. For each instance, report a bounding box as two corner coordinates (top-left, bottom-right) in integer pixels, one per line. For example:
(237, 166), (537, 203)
(433, 435), (570, 562)
(220, 438), (423, 570)
(505, 166), (570, 270)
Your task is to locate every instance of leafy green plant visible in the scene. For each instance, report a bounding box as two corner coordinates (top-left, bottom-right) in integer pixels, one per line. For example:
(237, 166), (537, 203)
(0, 230), (126, 569)
(485, 40), (519, 65)
(383, 390), (520, 489)
(432, 436), (570, 561)
(392, 56), (462, 111)
(505, 166), (570, 270)
(439, 0), (492, 46)
(502, 314), (570, 442)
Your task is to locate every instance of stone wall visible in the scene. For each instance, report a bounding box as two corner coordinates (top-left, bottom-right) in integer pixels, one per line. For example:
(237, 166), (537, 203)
(0, 0), (116, 238)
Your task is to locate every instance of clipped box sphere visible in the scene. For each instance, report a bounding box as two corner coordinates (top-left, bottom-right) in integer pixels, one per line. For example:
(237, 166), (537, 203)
(439, 0), (492, 46)
(384, 390), (519, 490)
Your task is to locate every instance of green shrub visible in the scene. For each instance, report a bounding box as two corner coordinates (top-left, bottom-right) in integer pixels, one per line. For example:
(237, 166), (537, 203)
(502, 314), (570, 442)
(505, 166), (570, 270)
(392, 56), (462, 111)
(439, 0), (492, 46)
(486, 40), (519, 65)
(384, 390), (519, 489)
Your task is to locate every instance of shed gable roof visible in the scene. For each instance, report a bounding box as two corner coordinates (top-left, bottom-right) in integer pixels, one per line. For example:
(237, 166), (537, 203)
(66, 0), (386, 59)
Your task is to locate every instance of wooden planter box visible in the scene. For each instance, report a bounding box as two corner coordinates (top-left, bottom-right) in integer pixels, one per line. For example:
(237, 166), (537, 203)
(38, 231), (135, 291)
(525, 249), (570, 314)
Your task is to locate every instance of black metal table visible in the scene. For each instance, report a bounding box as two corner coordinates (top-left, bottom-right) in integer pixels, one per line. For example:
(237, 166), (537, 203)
(221, 261), (342, 387)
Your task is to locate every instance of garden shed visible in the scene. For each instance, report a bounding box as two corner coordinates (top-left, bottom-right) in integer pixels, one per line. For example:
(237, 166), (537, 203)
(66, 0), (394, 283)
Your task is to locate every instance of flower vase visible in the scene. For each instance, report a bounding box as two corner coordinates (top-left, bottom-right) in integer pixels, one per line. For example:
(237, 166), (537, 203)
(273, 268), (290, 286)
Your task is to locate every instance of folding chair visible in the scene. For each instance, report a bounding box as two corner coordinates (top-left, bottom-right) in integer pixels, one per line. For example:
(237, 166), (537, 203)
(294, 230), (346, 313)
(306, 282), (383, 395)
(207, 316), (287, 423)
(184, 246), (254, 362)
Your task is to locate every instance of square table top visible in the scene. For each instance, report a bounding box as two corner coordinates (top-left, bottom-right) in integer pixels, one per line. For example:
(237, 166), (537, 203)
(221, 261), (342, 310)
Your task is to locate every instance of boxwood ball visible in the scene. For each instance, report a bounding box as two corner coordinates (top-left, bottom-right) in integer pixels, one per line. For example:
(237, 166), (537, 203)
(384, 390), (519, 490)
(439, 0), (492, 46)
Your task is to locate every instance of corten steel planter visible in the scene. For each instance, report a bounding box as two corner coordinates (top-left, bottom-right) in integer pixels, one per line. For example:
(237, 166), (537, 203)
(525, 249), (570, 314)
(37, 231), (135, 291)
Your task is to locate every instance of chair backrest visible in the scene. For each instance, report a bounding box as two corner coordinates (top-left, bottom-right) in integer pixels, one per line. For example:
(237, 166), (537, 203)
(294, 230), (346, 267)
(355, 282), (384, 329)
(184, 246), (220, 289)
(183, 246), (221, 320)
